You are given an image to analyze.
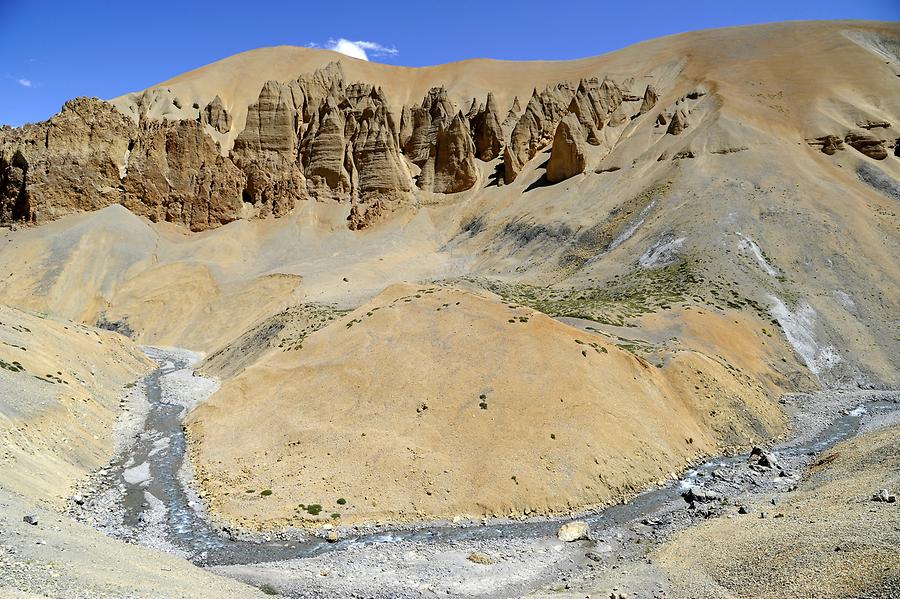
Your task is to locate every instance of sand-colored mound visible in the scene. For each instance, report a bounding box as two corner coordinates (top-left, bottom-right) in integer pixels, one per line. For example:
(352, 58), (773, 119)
(187, 283), (786, 529)
(655, 423), (900, 598)
(0, 305), (151, 503)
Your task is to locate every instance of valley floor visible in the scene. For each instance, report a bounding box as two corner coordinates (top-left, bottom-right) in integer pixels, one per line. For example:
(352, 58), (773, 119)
(2, 345), (895, 598)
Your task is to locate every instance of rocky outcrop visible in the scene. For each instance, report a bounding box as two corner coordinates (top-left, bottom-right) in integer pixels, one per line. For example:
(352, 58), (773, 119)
(502, 96), (522, 136)
(470, 92), (503, 161)
(567, 78), (625, 145)
(0, 65), (669, 229)
(638, 85), (658, 116)
(402, 87), (478, 193)
(667, 109), (688, 135)
(503, 84), (574, 183)
(121, 120), (246, 229)
(546, 113), (588, 183)
(234, 81), (299, 157)
(844, 130), (887, 160)
(808, 135), (844, 155)
(201, 96), (232, 133)
(0, 97), (252, 230)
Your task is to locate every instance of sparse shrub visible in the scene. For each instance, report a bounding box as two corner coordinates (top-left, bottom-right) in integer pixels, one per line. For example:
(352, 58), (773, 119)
(336, 498), (346, 505)
(260, 489), (273, 496)
(306, 504), (323, 516)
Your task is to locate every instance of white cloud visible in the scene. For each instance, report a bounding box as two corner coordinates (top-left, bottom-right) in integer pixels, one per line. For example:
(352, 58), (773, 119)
(325, 38), (397, 61)
(17, 78), (32, 88)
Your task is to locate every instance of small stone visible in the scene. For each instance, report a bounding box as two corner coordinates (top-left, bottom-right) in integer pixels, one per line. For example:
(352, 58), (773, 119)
(71, 495), (84, 506)
(325, 530), (339, 543)
(23, 515), (38, 526)
(467, 552), (493, 565)
(738, 505), (749, 514)
(872, 489), (896, 503)
(557, 520), (590, 542)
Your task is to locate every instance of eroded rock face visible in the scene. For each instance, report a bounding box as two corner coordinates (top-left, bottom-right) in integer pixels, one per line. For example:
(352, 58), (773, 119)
(667, 109), (688, 135)
(201, 96), (232, 133)
(546, 112), (588, 183)
(121, 119), (245, 230)
(638, 85), (658, 116)
(503, 84), (575, 183)
(470, 92), (503, 161)
(844, 130), (887, 160)
(0, 65), (676, 229)
(403, 87), (478, 193)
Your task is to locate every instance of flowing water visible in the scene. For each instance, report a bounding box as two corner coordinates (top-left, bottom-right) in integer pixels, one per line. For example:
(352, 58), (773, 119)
(94, 347), (899, 567)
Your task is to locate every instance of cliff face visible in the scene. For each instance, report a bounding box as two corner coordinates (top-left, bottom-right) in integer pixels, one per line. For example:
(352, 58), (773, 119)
(0, 63), (484, 231)
(3, 23), (900, 235)
(0, 61), (674, 230)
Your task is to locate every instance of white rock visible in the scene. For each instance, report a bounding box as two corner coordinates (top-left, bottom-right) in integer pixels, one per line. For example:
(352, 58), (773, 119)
(557, 520), (590, 542)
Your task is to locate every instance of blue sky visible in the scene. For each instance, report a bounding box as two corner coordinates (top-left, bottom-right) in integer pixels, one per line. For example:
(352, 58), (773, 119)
(1, 0), (897, 126)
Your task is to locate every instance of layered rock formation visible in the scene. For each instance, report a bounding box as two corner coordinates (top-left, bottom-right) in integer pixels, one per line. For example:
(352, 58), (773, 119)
(469, 92), (503, 161)
(201, 96), (232, 133)
(401, 87), (478, 193)
(546, 112), (588, 183)
(503, 84), (575, 183)
(0, 98), (245, 231)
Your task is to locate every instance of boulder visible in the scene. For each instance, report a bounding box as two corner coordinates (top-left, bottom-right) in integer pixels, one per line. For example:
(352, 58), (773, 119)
(681, 485), (723, 504)
(872, 488), (896, 503)
(749, 446), (779, 469)
(546, 113), (588, 183)
(557, 520), (590, 542)
(23, 514), (38, 526)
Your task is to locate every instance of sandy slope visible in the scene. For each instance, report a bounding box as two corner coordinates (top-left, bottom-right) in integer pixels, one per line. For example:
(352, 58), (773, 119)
(186, 283), (787, 529)
(0, 307), (268, 598)
(0, 304), (151, 504)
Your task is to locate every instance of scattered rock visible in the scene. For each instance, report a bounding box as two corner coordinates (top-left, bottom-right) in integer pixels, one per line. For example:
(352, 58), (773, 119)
(856, 119), (890, 130)
(23, 515), (38, 526)
(71, 495), (84, 506)
(558, 520), (590, 542)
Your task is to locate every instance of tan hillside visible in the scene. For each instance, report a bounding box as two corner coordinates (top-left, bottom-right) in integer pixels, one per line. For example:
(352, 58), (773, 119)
(0, 305), (151, 504)
(186, 283), (788, 529)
